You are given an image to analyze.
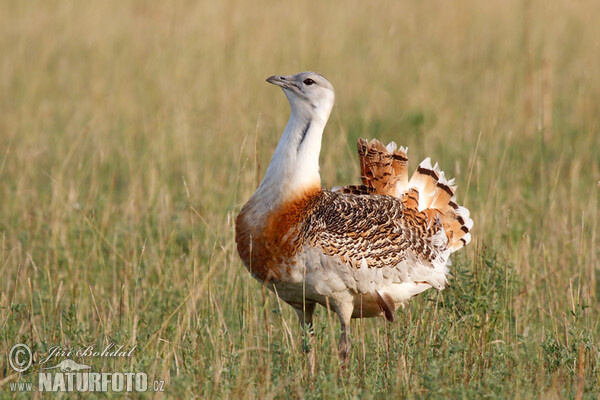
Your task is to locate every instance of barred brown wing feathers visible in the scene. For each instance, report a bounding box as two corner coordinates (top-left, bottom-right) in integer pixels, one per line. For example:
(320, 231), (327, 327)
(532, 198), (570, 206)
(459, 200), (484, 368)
(305, 191), (445, 270)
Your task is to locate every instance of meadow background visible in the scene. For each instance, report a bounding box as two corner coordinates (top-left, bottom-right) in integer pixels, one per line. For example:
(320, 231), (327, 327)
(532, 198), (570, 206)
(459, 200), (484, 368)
(1, 0), (599, 398)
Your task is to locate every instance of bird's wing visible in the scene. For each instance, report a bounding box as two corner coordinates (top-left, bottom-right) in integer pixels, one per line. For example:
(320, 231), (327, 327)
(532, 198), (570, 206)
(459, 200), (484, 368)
(304, 191), (449, 282)
(306, 134), (475, 290)
(336, 138), (473, 252)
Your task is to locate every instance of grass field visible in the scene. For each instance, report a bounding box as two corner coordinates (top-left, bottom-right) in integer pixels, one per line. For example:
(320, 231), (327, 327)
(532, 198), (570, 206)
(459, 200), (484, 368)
(1, 0), (599, 398)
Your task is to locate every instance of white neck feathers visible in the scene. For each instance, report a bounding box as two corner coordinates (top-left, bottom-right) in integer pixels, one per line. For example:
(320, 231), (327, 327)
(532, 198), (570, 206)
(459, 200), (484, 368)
(257, 108), (326, 203)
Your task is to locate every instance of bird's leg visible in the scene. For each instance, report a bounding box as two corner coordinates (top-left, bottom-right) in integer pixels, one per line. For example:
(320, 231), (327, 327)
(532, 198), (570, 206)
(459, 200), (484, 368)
(338, 323), (351, 369)
(335, 302), (353, 369)
(294, 302), (316, 375)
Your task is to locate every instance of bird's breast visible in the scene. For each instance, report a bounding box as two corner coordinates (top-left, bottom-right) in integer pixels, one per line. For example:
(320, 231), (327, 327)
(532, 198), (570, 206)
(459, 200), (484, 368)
(235, 186), (323, 283)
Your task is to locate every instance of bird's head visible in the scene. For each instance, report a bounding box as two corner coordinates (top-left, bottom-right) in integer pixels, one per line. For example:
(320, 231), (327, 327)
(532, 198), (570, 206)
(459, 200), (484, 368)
(266, 71), (335, 122)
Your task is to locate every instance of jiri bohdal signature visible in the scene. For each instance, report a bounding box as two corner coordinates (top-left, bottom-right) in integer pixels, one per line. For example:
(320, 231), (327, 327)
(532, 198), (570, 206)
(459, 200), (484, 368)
(40, 343), (136, 365)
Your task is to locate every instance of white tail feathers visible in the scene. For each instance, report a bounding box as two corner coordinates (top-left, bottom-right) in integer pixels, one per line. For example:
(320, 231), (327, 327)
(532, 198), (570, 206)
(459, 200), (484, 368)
(385, 141), (397, 152)
(408, 158), (443, 211)
(356, 138), (473, 253)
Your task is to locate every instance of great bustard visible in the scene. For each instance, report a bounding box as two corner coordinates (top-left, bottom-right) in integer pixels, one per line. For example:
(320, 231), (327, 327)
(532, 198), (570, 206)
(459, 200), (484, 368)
(235, 72), (473, 368)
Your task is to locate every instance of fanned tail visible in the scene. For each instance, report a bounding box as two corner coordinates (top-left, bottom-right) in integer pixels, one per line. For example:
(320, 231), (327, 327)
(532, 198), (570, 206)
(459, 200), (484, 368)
(357, 138), (408, 197)
(356, 138), (472, 253)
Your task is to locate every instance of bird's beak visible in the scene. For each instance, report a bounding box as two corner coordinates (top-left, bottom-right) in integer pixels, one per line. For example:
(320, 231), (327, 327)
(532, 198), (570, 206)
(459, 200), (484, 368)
(266, 75), (295, 89)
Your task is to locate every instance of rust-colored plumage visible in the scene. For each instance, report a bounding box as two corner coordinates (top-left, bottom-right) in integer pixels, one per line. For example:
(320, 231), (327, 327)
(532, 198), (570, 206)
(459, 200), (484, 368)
(236, 185), (322, 282)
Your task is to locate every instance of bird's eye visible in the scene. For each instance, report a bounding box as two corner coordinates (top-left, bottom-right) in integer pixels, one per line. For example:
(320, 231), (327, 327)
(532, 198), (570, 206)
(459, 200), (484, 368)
(303, 79), (315, 85)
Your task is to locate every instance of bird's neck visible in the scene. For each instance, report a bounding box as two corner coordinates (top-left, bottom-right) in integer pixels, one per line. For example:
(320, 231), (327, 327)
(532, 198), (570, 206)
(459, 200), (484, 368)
(256, 108), (326, 205)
